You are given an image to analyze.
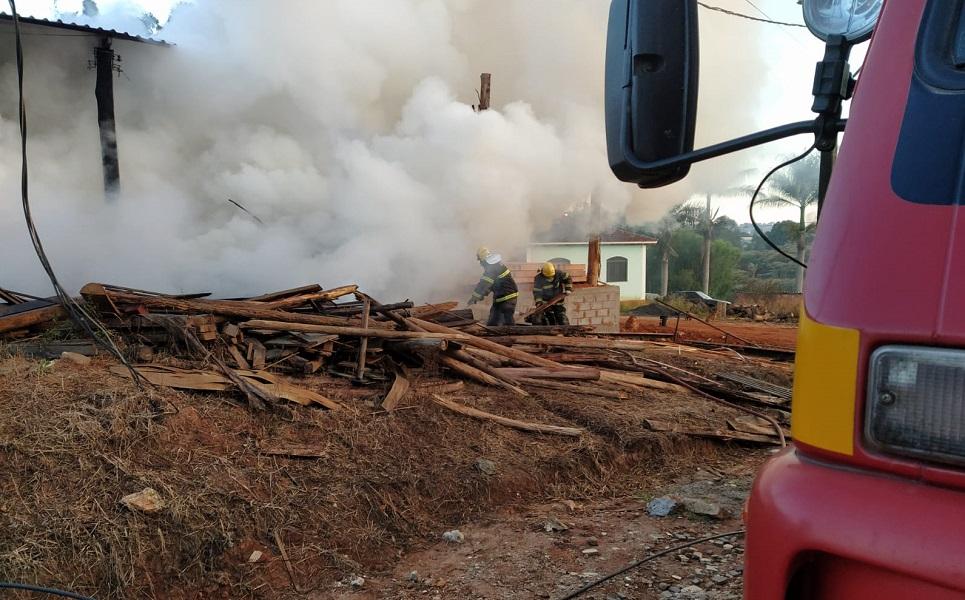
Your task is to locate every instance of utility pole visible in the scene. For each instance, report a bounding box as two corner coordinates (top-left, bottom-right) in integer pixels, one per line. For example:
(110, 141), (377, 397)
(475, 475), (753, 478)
(94, 36), (120, 199)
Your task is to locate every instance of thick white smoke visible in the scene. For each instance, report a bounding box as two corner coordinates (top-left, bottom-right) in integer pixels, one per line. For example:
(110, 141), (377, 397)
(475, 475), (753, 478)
(0, 1), (786, 300)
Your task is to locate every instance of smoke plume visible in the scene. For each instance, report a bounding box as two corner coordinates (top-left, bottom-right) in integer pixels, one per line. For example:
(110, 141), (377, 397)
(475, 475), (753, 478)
(0, 0), (784, 300)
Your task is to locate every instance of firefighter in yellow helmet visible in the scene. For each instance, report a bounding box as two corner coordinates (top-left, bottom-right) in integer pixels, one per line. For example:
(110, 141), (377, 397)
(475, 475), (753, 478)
(532, 261), (573, 325)
(468, 247), (519, 326)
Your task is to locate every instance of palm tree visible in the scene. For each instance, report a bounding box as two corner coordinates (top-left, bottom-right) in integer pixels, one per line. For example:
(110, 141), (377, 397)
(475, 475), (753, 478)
(654, 217), (678, 297)
(673, 196), (722, 294)
(748, 154), (819, 293)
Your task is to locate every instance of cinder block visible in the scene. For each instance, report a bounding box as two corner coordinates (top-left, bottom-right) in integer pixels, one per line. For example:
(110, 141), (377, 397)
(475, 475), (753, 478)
(589, 316), (603, 325)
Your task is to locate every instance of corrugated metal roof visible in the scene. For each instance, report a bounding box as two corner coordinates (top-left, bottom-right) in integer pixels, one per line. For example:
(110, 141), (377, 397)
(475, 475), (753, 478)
(0, 13), (168, 45)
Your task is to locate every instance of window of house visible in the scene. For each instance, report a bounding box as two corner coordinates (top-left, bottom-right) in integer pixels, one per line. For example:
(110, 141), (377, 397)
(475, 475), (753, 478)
(605, 256), (628, 282)
(548, 257), (571, 265)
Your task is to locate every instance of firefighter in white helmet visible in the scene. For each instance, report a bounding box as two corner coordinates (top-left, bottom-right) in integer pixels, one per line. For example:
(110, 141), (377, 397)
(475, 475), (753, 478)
(468, 247), (519, 326)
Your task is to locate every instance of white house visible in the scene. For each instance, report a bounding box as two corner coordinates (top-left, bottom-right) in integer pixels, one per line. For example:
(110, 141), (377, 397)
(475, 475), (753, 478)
(526, 229), (657, 300)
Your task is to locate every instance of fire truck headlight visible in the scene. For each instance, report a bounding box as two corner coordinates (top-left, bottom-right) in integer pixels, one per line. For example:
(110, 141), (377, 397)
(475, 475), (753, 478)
(866, 346), (965, 466)
(802, 0), (883, 44)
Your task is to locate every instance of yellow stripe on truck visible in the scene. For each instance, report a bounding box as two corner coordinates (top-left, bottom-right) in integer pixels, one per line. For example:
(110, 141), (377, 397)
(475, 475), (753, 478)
(791, 311), (861, 456)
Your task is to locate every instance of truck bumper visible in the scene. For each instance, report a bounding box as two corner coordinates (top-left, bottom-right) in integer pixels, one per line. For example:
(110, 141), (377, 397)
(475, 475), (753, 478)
(744, 448), (965, 599)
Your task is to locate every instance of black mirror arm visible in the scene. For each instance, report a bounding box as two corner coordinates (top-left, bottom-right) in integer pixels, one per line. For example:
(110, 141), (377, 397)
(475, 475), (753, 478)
(620, 109), (846, 175)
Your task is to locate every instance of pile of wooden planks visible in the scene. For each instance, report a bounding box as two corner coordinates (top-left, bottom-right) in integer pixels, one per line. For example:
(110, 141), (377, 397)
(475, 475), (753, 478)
(0, 280), (790, 445)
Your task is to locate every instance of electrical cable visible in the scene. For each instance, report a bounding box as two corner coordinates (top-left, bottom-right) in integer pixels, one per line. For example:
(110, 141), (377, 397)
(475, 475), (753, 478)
(555, 529), (746, 600)
(0, 582), (95, 600)
(749, 144), (816, 269)
(697, 2), (807, 28)
(6, 0), (143, 384)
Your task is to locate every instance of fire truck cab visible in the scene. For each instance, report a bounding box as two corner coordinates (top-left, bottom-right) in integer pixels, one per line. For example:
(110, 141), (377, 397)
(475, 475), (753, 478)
(605, 0), (965, 598)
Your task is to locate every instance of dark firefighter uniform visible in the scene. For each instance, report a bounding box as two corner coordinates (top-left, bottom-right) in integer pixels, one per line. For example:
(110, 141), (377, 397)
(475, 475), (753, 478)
(469, 250), (519, 326)
(532, 263), (573, 325)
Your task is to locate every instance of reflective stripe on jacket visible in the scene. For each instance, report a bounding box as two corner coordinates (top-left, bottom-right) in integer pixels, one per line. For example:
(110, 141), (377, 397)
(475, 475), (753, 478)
(533, 271), (573, 302)
(472, 262), (519, 303)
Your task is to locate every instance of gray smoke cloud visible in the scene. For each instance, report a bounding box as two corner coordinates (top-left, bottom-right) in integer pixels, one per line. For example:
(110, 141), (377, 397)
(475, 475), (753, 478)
(0, 1), (783, 301)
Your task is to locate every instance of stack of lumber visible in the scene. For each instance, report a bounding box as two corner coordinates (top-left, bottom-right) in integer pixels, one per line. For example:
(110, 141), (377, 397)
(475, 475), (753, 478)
(0, 280), (789, 445)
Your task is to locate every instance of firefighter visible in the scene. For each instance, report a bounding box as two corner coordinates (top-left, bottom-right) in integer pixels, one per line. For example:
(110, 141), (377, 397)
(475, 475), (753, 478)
(468, 247), (519, 326)
(532, 261), (573, 325)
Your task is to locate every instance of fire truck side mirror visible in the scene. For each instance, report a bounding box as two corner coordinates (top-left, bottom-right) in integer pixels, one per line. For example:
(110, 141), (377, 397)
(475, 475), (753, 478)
(605, 0), (699, 188)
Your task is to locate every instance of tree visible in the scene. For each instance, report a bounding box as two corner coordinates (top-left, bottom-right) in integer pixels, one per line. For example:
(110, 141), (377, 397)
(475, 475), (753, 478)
(709, 239), (741, 299)
(748, 153), (819, 292)
(653, 217), (678, 297)
(765, 220), (799, 248)
(713, 216), (744, 247)
(667, 229), (703, 292)
(673, 196), (724, 294)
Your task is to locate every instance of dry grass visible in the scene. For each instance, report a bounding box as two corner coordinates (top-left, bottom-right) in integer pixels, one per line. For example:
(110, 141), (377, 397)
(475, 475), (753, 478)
(0, 353), (743, 599)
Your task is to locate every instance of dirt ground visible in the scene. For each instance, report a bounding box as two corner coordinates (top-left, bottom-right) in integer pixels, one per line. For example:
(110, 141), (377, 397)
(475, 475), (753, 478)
(0, 340), (789, 600)
(621, 317), (798, 350)
(327, 449), (768, 600)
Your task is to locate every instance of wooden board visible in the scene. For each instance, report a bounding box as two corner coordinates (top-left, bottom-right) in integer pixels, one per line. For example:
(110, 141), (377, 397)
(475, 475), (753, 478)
(380, 370), (410, 411)
(247, 284), (322, 302)
(599, 369), (689, 393)
(644, 419), (779, 445)
(81, 283), (385, 329)
(241, 320), (466, 340)
(110, 365), (343, 410)
(486, 335), (653, 351)
(517, 378), (626, 399)
(0, 302), (65, 334)
(494, 367), (600, 381)
(432, 394), (583, 437)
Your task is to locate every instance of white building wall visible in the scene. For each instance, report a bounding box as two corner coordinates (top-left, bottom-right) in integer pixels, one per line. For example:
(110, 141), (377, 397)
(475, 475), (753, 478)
(527, 243), (651, 300)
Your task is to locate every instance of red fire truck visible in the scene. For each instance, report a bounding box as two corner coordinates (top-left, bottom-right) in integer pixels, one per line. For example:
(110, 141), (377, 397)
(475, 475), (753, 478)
(606, 0), (965, 597)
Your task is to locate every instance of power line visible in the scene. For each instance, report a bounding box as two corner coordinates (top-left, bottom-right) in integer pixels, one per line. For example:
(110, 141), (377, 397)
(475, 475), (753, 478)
(743, 0), (780, 22)
(697, 1), (807, 28)
(6, 0), (144, 384)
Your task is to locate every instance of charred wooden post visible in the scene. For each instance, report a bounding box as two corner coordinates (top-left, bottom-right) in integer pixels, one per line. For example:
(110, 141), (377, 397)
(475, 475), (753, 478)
(94, 36), (120, 198)
(355, 299), (371, 380)
(478, 72), (492, 111)
(587, 236), (601, 286)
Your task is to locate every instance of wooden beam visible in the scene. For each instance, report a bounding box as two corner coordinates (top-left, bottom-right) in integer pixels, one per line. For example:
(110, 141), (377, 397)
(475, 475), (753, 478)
(494, 367), (600, 381)
(486, 335), (653, 351)
(247, 284), (322, 302)
(0, 303), (65, 334)
(599, 369), (689, 393)
(432, 394), (583, 437)
(478, 73), (491, 111)
(587, 236), (601, 286)
(355, 299), (371, 380)
(439, 354), (506, 388)
(407, 317), (561, 369)
(447, 349), (528, 397)
(517, 378), (627, 399)
(241, 320), (462, 340)
(260, 284), (359, 310)
(81, 283), (382, 328)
